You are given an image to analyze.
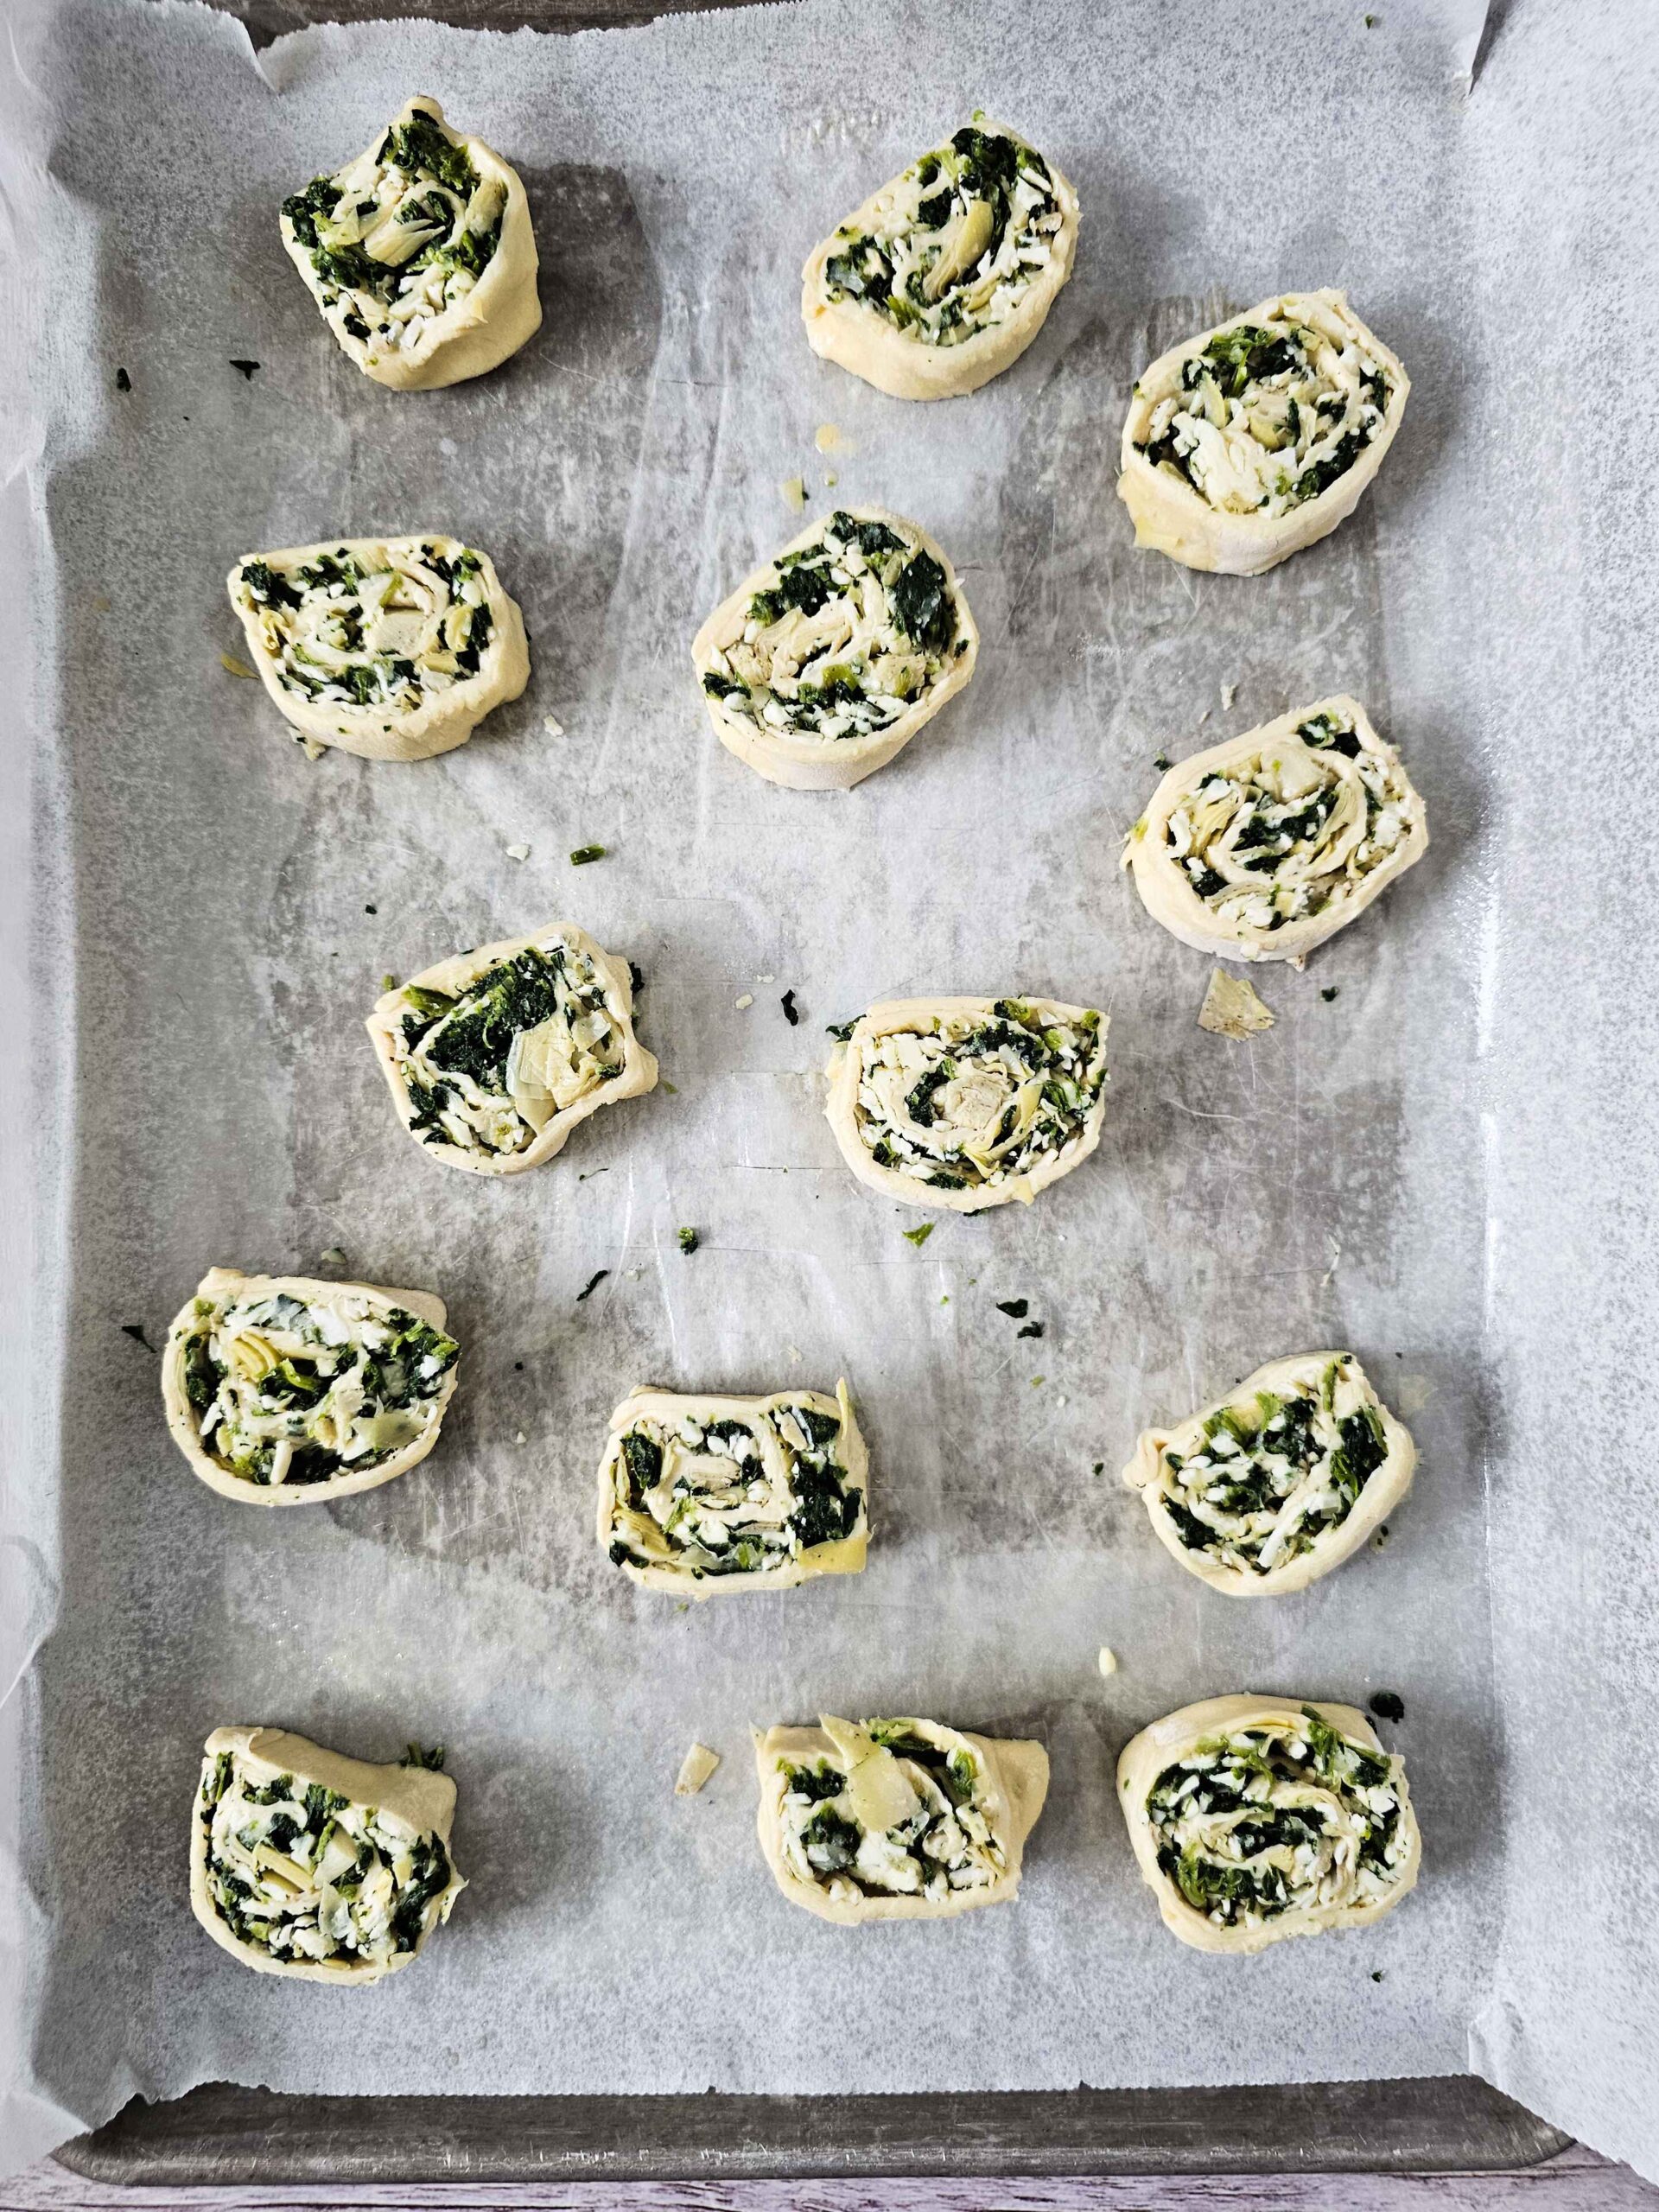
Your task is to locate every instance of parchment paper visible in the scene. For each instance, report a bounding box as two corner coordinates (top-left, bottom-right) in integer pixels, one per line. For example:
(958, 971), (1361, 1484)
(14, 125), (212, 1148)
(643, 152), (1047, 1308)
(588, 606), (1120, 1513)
(3, 0), (1656, 2183)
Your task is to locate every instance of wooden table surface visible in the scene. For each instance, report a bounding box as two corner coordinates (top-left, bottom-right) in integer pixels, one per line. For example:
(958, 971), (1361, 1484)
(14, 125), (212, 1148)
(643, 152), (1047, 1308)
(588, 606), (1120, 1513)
(3, 2141), (1657, 2212)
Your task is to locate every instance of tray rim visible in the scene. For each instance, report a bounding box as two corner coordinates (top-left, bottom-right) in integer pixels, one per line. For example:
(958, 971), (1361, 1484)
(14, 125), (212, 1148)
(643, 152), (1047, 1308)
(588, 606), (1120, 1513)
(57, 2076), (1573, 2185)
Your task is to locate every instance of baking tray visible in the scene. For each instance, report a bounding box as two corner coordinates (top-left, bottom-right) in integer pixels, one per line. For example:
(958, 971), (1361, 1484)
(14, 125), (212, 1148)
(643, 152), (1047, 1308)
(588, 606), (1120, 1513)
(49, 0), (1563, 2188)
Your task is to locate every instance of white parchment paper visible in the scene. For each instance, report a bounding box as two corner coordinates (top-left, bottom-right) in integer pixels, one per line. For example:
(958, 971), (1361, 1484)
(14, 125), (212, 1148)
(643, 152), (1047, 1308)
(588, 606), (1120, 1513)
(3, 0), (1656, 2182)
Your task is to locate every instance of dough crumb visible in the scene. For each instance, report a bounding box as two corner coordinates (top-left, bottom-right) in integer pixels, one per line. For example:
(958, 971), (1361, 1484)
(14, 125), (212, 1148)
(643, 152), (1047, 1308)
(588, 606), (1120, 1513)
(756, 973), (776, 984)
(1221, 682), (1238, 710)
(1199, 969), (1274, 1039)
(1097, 1647), (1118, 1677)
(788, 1344), (803, 1363)
(219, 651), (257, 679)
(505, 842), (531, 861)
(675, 1743), (721, 1796)
(543, 715), (565, 739)
(735, 993), (754, 1010)
(779, 474), (807, 512)
(814, 423), (845, 453)
(823, 473), (838, 488)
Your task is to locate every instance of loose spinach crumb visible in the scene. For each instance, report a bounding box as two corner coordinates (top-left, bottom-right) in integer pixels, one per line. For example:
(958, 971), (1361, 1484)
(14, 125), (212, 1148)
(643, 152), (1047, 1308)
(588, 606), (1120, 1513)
(1321, 986), (1340, 1002)
(826, 1020), (855, 1042)
(1017, 1321), (1044, 1339)
(995, 1298), (1029, 1318)
(381, 973), (397, 991)
(1369, 1691), (1405, 1723)
(115, 367), (131, 392)
(677, 1227), (699, 1255)
(1092, 1461), (1104, 1476)
(230, 359), (260, 379)
(780, 988), (800, 1027)
(569, 844), (607, 866)
(902, 1223), (934, 1248)
(661, 1079), (678, 1095)
(121, 1323), (156, 1352)
(399, 1743), (446, 1770)
(629, 961), (645, 995)
(1154, 752), (1172, 771)
(575, 1269), (609, 1302)
(365, 903), (378, 915)
(1371, 1968), (1385, 1981)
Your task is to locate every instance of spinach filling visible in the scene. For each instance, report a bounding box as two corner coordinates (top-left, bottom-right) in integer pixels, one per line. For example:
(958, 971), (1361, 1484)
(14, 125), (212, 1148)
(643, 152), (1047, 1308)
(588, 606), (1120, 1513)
(283, 106), (504, 350)
(183, 1288), (457, 1488)
(389, 937), (626, 1159)
(1147, 1710), (1406, 1929)
(232, 539), (496, 718)
(604, 1398), (862, 1581)
(1154, 1358), (1391, 1577)
(705, 511), (963, 745)
(822, 123), (1064, 349)
(200, 1745), (457, 1967)
(1137, 309), (1393, 518)
(853, 999), (1106, 1192)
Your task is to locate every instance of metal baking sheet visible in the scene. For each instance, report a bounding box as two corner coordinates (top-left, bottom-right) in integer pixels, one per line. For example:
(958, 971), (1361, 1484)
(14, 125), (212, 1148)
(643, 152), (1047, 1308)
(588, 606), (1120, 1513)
(10, 0), (1659, 2190)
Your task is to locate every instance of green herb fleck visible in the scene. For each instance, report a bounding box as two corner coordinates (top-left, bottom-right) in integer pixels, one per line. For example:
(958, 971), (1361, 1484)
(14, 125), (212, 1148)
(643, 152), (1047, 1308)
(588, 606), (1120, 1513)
(569, 844), (607, 866)
(1321, 986), (1340, 1002)
(575, 1269), (609, 1302)
(230, 359), (260, 379)
(121, 1323), (156, 1352)
(996, 1299), (1029, 1319)
(902, 1223), (934, 1248)
(677, 1227), (699, 1255)
(115, 366), (131, 392)
(1017, 1320), (1044, 1339)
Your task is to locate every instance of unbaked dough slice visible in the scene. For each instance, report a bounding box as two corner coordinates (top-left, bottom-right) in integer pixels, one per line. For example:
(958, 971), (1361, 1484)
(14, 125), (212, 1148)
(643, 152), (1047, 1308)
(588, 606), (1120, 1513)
(227, 534), (530, 762)
(598, 1381), (868, 1596)
(754, 1715), (1048, 1923)
(367, 922), (658, 1176)
(1117, 1694), (1421, 1954)
(692, 506), (978, 790)
(191, 1726), (466, 1982)
(1124, 696), (1427, 967)
(825, 995), (1108, 1212)
(281, 95), (540, 391)
(1119, 291), (1409, 574)
(802, 116), (1079, 400)
(1122, 1351), (1416, 1597)
(163, 1268), (458, 1507)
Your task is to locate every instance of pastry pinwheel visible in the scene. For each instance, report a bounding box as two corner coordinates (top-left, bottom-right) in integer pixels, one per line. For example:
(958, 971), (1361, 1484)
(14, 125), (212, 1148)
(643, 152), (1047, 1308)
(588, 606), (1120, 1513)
(693, 506), (977, 790)
(1123, 696), (1427, 965)
(802, 117), (1079, 399)
(367, 923), (657, 1176)
(754, 1715), (1048, 1923)
(1120, 291), (1409, 574)
(824, 995), (1109, 1211)
(1122, 1351), (1416, 1597)
(281, 95), (540, 390)
(1117, 1694), (1421, 1953)
(599, 1382), (868, 1595)
(162, 1268), (459, 1506)
(226, 534), (529, 761)
(192, 1727), (466, 1981)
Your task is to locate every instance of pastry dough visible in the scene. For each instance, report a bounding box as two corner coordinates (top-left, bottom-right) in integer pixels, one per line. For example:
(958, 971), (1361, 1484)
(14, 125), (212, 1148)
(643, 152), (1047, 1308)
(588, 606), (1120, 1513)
(754, 1715), (1048, 1923)
(1119, 291), (1409, 574)
(692, 506), (978, 790)
(825, 996), (1109, 1212)
(280, 95), (540, 391)
(367, 923), (657, 1177)
(599, 1382), (868, 1596)
(1117, 1694), (1421, 1954)
(1122, 1351), (1416, 1597)
(227, 535), (529, 762)
(162, 1268), (459, 1507)
(1124, 696), (1427, 967)
(802, 117), (1079, 400)
(191, 1726), (466, 1982)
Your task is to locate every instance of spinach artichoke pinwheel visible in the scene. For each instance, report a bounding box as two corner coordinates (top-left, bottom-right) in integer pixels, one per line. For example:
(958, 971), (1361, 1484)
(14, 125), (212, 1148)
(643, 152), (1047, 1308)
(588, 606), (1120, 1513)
(1117, 1694), (1421, 1954)
(692, 507), (977, 790)
(1120, 291), (1409, 575)
(1122, 1351), (1416, 1598)
(598, 1382), (868, 1596)
(280, 95), (540, 390)
(227, 535), (530, 762)
(367, 923), (658, 1176)
(802, 118), (1079, 400)
(754, 1715), (1049, 1923)
(192, 1727), (466, 1983)
(825, 996), (1109, 1211)
(163, 1269), (459, 1507)
(1124, 696), (1427, 966)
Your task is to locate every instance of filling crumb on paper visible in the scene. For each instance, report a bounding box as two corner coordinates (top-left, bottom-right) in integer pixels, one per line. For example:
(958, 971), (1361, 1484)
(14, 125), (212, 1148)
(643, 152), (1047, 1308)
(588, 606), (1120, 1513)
(814, 423), (846, 453)
(1198, 969), (1274, 1039)
(1098, 1647), (1118, 1677)
(543, 715), (564, 738)
(779, 474), (807, 512)
(675, 1743), (721, 1796)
